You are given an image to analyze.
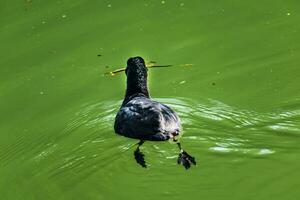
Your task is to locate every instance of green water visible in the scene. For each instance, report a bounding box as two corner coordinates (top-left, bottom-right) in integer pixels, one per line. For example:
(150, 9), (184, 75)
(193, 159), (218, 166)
(1, 0), (300, 199)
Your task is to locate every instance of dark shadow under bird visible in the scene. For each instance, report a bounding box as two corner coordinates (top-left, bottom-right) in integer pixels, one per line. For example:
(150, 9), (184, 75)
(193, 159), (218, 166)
(114, 57), (196, 169)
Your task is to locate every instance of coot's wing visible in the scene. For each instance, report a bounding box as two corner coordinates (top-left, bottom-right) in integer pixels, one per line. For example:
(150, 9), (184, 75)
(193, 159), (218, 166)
(114, 97), (180, 140)
(114, 97), (161, 138)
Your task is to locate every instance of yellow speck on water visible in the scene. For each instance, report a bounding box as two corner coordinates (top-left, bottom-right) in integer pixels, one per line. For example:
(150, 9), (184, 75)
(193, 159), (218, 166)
(286, 12), (291, 16)
(108, 4), (112, 8)
(180, 3), (184, 6)
(161, 1), (165, 4)
(62, 14), (67, 18)
(179, 81), (186, 85)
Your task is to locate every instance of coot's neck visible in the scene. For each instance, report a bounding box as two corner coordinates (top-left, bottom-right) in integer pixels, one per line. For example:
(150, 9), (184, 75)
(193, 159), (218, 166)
(124, 73), (149, 103)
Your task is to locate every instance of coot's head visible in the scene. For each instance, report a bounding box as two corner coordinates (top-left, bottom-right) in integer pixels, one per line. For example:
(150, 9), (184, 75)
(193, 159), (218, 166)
(125, 57), (148, 77)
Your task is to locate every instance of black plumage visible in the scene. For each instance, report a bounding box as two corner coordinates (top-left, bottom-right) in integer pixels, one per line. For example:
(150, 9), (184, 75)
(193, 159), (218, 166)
(114, 57), (196, 169)
(115, 96), (181, 141)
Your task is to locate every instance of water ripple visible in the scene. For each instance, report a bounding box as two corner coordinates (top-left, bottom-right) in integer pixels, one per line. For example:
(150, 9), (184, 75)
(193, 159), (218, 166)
(157, 97), (300, 157)
(34, 97), (300, 176)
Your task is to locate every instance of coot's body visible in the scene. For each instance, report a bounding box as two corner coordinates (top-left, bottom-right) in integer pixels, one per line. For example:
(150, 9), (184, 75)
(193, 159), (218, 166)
(115, 95), (181, 141)
(114, 56), (195, 169)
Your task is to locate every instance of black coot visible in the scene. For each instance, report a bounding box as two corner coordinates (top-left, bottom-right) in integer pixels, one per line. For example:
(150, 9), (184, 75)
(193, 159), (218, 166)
(114, 57), (196, 169)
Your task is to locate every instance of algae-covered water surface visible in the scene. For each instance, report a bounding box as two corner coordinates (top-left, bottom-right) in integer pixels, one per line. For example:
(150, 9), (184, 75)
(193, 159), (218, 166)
(1, 0), (300, 199)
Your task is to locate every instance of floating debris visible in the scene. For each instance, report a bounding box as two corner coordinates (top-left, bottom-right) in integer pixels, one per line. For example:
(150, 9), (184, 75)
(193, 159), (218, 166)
(104, 62), (193, 76)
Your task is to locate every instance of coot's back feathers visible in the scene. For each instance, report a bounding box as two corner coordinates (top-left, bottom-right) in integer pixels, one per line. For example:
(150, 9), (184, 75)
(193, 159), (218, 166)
(114, 96), (181, 141)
